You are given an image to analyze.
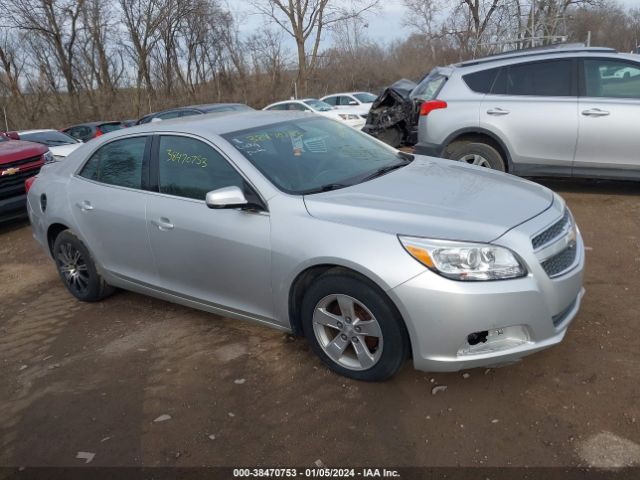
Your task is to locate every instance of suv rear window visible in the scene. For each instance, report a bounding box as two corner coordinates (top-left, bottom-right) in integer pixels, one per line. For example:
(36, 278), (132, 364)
(411, 73), (447, 101)
(492, 59), (574, 96)
(463, 68), (500, 93)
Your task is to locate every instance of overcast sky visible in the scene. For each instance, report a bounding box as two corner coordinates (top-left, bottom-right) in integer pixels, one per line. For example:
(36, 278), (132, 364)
(231, 0), (639, 53)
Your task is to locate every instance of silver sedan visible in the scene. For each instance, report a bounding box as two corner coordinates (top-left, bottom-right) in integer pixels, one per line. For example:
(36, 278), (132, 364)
(27, 111), (585, 381)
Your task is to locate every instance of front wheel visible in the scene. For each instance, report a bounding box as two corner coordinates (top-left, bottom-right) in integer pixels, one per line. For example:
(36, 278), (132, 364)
(53, 230), (115, 302)
(301, 273), (409, 381)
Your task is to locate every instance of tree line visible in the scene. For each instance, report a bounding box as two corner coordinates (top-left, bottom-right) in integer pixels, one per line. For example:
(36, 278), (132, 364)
(0, 0), (637, 130)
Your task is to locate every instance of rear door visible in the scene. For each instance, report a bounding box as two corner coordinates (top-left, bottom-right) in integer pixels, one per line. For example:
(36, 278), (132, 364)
(145, 134), (273, 319)
(479, 58), (579, 174)
(574, 57), (640, 173)
(68, 135), (157, 285)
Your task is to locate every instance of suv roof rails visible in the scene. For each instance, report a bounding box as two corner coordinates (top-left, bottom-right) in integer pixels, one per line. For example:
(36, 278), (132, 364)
(455, 43), (617, 68)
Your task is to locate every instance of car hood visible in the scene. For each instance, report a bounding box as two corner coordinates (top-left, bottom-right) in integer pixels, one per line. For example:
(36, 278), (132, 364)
(49, 143), (82, 157)
(303, 157), (553, 243)
(0, 140), (47, 164)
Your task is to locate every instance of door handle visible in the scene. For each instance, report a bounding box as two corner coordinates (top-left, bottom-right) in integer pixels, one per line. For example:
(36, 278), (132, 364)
(581, 108), (610, 117)
(152, 217), (174, 231)
(486, 107), (510, 116)
(76, 201), (94, 212)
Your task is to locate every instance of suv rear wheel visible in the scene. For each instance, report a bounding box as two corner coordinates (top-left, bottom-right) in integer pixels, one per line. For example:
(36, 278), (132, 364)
(444, 140), (506, 172)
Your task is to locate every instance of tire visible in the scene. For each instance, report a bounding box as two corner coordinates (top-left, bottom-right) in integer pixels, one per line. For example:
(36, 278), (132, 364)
(377, 127), (403, 148)
(52, 230), (115, 302)
(300, 273), (410, 381)
(443, 140), (506, 172)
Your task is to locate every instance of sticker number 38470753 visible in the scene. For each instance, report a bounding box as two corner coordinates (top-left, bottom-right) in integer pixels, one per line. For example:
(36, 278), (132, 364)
(166, 148), (208, 168)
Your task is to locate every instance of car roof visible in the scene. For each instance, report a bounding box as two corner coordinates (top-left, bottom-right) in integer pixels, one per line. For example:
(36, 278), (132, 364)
(143, 103), (249, 117)
(65, 121), (121, 128)
(444, 43), (618, 74)
(100, 111), (317, 139)
(17, 129), (57, 134)
(322, 92), (371, 97)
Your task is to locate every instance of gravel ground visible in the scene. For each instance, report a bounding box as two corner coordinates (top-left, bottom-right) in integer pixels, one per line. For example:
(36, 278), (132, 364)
(0, 178), (639, 470)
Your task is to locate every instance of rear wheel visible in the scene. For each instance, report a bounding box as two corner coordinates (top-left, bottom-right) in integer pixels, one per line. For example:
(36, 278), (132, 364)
(301, 273), (409, 381)
(377, 127), (403, 148)
(444, 140), (506, 171)
(53, 230), (114, 302)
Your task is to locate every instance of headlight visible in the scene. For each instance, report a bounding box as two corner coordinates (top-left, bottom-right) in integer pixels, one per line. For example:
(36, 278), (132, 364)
(399, 236), (527, 281)
(43, 150), (55, 164)
(338, 113), (360, 120)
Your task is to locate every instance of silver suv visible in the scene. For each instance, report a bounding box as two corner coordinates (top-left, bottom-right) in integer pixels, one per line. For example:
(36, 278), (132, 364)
(414, 45), (640, 179)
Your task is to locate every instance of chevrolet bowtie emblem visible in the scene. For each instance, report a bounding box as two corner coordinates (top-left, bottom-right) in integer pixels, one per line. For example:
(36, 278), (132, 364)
(1, 167), (20, 176)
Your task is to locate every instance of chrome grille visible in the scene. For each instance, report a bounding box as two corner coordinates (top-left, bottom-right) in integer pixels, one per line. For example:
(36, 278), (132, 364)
(532, 209), (570, 250)
(541, 244), (577, 278)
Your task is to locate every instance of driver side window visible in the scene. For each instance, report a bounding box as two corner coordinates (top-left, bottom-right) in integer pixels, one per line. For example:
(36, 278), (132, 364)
(158, 136), (245, 200)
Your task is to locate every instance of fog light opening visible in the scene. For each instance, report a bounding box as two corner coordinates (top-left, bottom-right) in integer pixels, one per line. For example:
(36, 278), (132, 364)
(458, 325), (532, 356)
(467, 331), (488, 346)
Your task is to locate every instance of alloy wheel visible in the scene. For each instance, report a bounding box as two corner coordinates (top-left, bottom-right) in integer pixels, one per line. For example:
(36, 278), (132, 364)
(55, 242), (90, 296)
(312, 294), (384, 371)
(459, 153), (491, 167)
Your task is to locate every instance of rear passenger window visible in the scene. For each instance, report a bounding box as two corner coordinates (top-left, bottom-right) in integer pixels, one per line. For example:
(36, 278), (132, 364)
(79, 136), (146, 189)
(158, 136), (244, 200)
(323, 97), (337, 106)
(463, 68), (500, 93)
(499, 60), (573, 96)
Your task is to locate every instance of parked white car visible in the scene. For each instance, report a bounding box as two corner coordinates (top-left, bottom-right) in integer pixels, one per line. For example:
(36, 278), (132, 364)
(321, 92), (377, 117)
(263, 99), (366, 130)
(13, 129), (82, 160)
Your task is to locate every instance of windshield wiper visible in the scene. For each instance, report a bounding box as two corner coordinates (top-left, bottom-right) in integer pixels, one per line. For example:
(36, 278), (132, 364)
(303, 183), (351, 195)
(361, 161), (410, 182)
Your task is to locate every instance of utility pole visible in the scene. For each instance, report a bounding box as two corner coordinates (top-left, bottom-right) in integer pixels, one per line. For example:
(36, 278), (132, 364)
(531, 1), (535, 48)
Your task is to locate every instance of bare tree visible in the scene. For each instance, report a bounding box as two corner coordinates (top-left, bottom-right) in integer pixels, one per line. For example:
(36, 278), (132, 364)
(119, 0), (165, 113)
(250, 0), (379, 96)
(0, 0), (86, 114)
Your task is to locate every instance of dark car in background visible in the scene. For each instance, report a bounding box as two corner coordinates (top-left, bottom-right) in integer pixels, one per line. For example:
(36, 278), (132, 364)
(62, 122), (124, 143)
(0, 133), (50, 222)
(135, 103), (254, 125)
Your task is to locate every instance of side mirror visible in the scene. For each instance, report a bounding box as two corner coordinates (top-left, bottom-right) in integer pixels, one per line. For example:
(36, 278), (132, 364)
(205, 186), (248, 209)
(150, 117), (163, 123)
(348, 100), (358, 105)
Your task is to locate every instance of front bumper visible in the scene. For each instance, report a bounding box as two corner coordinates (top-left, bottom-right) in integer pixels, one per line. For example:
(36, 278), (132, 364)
(388, 206), (585, 372)
(0, 193), (28, 222)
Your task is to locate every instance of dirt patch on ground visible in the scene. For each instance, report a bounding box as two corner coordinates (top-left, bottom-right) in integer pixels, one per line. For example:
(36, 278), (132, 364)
(0, 178), (639, 468)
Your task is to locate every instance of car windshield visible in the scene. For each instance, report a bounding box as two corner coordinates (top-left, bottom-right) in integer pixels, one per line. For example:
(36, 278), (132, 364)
(353, 93), (377, 103)
(100, 123), (124, 133)
(19, 131), (79, 146)
(223, 117), (411, 195)
(0, 135), (7, 143)
(303, 99), (334, 112)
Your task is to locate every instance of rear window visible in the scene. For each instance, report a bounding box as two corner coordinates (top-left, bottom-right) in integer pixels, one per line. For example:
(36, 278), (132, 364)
(463, 68), (500, 93)
(100, 123), (124, 133)
(492, 59), (574, 97)
(411, 73), (447, 101)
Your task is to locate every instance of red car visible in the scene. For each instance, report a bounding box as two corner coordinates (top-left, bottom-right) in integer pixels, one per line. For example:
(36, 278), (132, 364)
(0, 132), (50, 222)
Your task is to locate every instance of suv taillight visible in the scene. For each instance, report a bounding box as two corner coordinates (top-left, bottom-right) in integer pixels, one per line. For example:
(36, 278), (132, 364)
(25, 176), (37, 193)
(420, 100), (447, 116)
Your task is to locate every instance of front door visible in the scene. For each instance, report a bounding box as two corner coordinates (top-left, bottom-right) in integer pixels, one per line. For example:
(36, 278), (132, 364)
(145, 134), (273, 320)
